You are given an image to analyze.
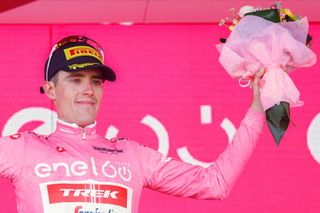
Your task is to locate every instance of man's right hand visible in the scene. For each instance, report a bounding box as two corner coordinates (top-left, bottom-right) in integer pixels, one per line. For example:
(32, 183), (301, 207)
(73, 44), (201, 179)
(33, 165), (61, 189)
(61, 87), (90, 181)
(250, 68), (265, 113)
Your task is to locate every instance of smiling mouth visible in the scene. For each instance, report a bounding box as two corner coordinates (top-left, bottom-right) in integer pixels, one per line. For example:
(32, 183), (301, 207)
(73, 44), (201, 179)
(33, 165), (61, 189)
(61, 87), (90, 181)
(76, 101), (96, 105)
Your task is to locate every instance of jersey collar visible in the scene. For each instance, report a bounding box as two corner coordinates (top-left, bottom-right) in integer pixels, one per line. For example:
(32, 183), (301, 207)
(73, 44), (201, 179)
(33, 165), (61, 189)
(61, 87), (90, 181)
(55, 119), (97, 136)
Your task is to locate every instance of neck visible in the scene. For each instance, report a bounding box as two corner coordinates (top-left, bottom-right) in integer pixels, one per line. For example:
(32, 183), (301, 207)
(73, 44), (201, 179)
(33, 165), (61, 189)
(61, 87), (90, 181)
(57, 118), (96, 129)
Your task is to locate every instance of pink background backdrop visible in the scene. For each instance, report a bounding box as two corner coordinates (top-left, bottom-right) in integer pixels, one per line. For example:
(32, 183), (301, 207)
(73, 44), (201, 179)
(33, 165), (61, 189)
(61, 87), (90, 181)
(0, 23), (319, 212)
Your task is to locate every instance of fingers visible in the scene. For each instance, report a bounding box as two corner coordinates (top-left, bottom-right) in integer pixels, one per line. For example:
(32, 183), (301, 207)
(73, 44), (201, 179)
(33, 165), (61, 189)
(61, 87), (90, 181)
(253, 68), (265, 84)
(252, 68), (265, 91)
(250, 68), (265, 113)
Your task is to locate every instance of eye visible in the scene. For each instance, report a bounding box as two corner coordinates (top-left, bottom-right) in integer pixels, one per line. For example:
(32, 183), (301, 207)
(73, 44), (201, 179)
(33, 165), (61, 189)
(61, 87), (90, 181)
(92, 79), (103, 86)
(69, 78), (81, 84)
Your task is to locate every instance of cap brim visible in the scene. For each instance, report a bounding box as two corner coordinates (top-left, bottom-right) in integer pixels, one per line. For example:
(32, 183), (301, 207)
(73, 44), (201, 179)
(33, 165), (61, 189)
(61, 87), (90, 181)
(68, 63), (116, 82)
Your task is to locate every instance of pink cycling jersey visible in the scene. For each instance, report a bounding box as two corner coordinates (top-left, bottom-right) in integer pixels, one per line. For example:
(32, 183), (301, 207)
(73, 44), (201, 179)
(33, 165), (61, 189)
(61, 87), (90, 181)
(0, 109), (264, 213)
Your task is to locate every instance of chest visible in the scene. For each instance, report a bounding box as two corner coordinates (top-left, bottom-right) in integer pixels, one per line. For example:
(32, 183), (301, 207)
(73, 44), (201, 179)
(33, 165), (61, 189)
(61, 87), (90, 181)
(20, 139), (143, 189)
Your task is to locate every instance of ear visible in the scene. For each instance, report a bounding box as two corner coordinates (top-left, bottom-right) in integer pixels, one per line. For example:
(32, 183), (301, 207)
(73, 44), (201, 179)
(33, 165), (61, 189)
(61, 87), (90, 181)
(42, 81), (56, 100)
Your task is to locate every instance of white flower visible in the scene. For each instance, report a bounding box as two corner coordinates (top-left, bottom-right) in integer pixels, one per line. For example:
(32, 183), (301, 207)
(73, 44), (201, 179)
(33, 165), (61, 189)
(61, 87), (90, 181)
(238, 6), (256, 17)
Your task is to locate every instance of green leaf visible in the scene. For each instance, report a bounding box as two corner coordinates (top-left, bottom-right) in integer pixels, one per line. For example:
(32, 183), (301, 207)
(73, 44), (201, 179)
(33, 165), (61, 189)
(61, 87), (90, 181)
(266, 102), (290, 146)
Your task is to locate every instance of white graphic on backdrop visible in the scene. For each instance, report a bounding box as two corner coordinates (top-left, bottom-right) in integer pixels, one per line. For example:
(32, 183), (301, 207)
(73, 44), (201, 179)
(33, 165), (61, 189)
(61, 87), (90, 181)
(2, 107), (57, 136)
(140, 115), (170, 156)
(106, 115), (170, 156)
(177, 105), (236, 168)
(307, 113), (320, 164)
(106, 125), (119, 139)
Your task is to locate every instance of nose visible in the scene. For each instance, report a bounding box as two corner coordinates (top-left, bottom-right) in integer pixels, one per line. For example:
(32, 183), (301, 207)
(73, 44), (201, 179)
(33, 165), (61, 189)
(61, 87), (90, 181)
(82, 80), (94, 95)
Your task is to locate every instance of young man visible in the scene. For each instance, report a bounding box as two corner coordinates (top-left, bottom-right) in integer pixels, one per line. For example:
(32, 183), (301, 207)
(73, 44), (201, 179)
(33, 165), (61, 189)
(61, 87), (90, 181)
(0, 35), (264, 213)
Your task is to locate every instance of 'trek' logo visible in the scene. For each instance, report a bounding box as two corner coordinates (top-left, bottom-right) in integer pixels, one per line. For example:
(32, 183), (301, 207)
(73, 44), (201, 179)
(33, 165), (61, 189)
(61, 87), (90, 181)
(47, 183), (128, 208)
(64, 46), (103, 63)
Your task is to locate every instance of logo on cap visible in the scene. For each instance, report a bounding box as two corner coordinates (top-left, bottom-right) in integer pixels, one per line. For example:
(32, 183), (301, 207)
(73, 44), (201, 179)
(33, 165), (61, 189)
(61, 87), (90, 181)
(68, 63), (100, 70)
(64, 46), (103, 63)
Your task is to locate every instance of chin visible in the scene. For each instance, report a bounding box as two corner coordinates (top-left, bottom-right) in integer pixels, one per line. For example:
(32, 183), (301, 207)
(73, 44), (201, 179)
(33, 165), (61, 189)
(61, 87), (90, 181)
(77, 118), (95, 127)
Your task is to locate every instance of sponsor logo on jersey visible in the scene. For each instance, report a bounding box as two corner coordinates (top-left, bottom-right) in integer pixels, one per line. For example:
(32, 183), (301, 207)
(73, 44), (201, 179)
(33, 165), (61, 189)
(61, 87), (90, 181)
(47, 183), (127, 207)
(92, 145), (124, 154)
(39, 181), (132, 213)
(10, 134), (21, 140)
(74, 206), (114, 213)
(34, 157), (132, 181)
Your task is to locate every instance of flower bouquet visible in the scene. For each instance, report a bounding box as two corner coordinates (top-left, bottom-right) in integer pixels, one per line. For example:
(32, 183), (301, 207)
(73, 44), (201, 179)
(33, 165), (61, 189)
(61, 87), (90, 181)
(217, 3), (317, 145)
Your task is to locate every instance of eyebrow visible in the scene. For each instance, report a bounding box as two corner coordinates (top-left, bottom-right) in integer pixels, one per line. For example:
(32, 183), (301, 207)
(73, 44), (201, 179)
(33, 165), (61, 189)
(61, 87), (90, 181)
(66, 73), (84, 78)
(65, 72), (104, 79)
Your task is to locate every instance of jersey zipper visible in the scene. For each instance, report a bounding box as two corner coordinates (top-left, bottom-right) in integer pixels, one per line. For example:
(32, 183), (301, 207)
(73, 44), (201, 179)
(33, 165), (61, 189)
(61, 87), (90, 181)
(81, 128), (87, 140)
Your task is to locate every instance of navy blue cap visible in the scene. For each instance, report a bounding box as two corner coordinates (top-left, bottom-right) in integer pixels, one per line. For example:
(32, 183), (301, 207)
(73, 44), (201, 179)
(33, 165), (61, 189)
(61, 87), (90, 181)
(41, 39), (116, 93)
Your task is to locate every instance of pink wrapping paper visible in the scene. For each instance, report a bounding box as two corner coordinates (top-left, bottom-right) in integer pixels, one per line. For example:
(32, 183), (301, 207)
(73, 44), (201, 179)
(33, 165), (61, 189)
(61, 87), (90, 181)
(218, 15), (317, 110)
